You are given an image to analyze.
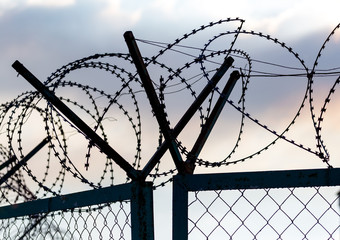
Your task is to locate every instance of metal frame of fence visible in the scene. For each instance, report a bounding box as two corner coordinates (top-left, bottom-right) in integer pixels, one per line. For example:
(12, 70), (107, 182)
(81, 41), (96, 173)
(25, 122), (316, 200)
(0, 181), (154, 240)
(173, 168), (340, 240)
(1, 22), (340, 239)
(0, 168), (338, 239)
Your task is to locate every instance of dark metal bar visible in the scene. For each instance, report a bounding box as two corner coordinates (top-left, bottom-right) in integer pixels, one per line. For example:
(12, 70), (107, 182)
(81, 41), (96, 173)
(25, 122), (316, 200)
(173, 168), (340, 191)
(186, 70), (240, 173)
(172, 176), (188, 240)
(0, 182), (135, 219)
(141, 57), (234, 179)
(131, 182), (154, 240)
(12, 61), (139, 180)
(124, 31), (185, 174)
(0, 155), (16, 171)
(0, 137), (50, 186)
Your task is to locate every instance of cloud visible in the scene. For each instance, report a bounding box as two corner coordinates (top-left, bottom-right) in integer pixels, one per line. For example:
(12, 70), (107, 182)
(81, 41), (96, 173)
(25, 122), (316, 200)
(0, 0), (75, 16)
(143, 0), (339, 42)
(97, 0), (142, 30)
(243, 0), (340, 39)
(26, 0), (75, 7)
(0, 0), (21, 16)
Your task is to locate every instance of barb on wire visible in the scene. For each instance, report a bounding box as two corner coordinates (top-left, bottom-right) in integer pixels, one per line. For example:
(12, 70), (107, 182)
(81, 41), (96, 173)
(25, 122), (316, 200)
(0, 19), (338, 201)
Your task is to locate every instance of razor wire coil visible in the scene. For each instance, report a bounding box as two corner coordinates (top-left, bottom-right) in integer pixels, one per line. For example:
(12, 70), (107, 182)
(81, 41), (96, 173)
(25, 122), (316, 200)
(0, 18), (339, 200)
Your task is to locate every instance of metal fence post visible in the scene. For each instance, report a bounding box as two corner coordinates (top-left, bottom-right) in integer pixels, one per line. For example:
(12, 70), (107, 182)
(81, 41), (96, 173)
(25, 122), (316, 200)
(131, 181), (155, 240)
(173, 175), (188, 240)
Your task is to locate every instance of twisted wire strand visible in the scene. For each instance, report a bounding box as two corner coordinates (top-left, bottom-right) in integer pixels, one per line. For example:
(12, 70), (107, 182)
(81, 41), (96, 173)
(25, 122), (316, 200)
(309, 23), (340, 161)
(1, 19), (339, 197)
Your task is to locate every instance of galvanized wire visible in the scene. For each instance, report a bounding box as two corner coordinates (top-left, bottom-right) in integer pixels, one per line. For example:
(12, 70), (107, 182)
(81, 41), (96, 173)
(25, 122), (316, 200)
(188, 186), (340, 240)
(0, 18), (339, 195)
(0, 201), (131, 240)
(1, 18), (340, 240)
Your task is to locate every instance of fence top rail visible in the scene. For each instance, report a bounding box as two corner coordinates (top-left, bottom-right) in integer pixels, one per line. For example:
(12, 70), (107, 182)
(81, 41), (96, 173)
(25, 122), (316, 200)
(174, 168), (340, 191)
(0, 181), (149, 219)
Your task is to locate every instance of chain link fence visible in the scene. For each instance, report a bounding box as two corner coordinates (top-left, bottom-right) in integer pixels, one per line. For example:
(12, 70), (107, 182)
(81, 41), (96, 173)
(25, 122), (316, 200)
(188, 187), (339, 239)
(0, 170), (338, 240)
(0, 201), (131, 240)
(0, 182), (154, 240)
(173, 168), (340, 240)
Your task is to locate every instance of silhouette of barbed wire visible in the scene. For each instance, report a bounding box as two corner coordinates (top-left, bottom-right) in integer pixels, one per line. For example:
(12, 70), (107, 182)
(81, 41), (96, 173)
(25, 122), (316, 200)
(1, 18), (340, 197)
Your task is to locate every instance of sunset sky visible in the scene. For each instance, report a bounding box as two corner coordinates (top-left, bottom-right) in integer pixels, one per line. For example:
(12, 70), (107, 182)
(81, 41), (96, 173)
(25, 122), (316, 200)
(0, 0), (338, 96)
(0, 0), (339, 187)
(0, 0), (338, 185)
(0, 1), (339, 238)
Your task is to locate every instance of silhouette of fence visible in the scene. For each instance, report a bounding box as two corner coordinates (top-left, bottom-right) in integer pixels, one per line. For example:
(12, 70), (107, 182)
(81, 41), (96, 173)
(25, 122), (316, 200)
(0, 18), (339, 239)
(0, 169), (338, 239)
(0, 182), (153, 239)
(0, 202), (130, 239)
(173, 169), (340, 239)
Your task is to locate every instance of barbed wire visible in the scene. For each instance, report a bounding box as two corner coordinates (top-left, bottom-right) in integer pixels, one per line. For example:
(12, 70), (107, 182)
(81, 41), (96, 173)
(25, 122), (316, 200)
(0, 18), (339, 198)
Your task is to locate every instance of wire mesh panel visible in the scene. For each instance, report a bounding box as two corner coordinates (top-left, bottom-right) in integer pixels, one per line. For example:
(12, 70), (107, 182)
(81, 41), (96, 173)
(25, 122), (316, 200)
(188, 187), (339, 240)
(0, 181), (154, 240)
(0, 201), (131, 240)
(173, 168), (340, 240)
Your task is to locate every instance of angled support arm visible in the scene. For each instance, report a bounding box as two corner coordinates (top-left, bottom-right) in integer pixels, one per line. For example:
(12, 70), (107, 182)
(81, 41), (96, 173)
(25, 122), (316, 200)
(0, 137), (50, 186)
(12, 61), (140, 181)
(185, 70), (241, 173)
(124, 31), (186, 174)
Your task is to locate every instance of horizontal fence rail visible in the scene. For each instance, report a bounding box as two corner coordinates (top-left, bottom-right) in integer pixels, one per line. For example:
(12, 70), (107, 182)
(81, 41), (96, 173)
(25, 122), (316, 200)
(0, 183), (134, 219)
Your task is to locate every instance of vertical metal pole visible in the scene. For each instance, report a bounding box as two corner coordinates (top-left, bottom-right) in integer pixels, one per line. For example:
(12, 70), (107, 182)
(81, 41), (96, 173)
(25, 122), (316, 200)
(124, 31), (185, 174)
(173, 175), (188, 240)
(131, 181), (154, 240)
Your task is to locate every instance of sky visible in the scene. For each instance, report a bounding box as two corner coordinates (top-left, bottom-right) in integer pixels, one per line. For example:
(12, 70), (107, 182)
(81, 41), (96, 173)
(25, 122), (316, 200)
(0, 0), (339, 239)
(0, 0), (338, 179)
